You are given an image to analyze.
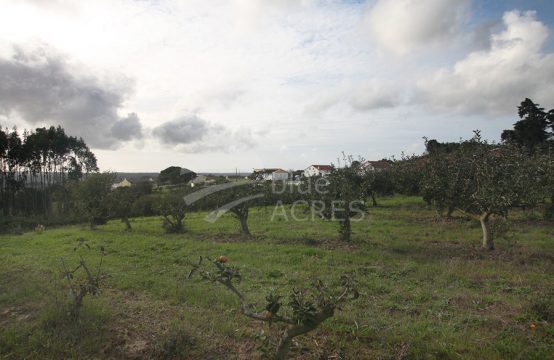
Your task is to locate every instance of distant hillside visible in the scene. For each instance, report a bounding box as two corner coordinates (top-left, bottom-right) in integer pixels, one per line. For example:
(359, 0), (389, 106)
(115, 173), (159, 182)
(198, 172), (252, 177)
(115, 172), (252, 182)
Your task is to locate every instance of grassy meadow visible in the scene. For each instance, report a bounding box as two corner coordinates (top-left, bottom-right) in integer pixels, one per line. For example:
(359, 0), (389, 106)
(0, 196), (552, 359)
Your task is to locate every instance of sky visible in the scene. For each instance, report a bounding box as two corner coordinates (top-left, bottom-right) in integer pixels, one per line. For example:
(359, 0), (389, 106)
(0, 0), (553, 173)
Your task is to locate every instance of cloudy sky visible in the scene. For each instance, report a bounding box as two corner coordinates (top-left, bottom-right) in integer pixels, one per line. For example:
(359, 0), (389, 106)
(0, 0), (553, 172)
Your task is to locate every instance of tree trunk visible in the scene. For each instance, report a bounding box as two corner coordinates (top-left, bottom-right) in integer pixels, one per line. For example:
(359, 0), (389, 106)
(371, 192), (378, 207)
(122, 216), (132, 231)
(71, 289), (86, 319)
(480, 212), (493, 250)
(175, 216), (184, 233)
(239, 215), (250, 236)
(424, 196), (432, 206)
(446, 206), (454, 219)
(545, 193), (554, 220)
(274, 307), (334, 360)
(231, 205), (251, 236)
(274, 328), (304, 360)
(339, 217), (351, 242)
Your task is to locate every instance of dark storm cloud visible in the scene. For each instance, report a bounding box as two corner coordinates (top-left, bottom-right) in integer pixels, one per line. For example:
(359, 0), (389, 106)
(152, 115), (256, 153)
(0, 46), (143, 149)
(111, 112), (142, 141)
(152, 116), (211, 145)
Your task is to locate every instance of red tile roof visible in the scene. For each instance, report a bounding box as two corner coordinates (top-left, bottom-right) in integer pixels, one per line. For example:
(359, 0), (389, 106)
(311, 165), (333, 171)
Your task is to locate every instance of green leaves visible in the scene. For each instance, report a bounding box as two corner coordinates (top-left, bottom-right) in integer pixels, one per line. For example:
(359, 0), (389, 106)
(265, 292), (282, 315)
(70, 172), (116, 228)
(313, 155), (368, 241)
(424, 134), (547, 217)
(197, 257), (242, 285)
(289, 288), (318, 325)
(502, 98), (553, 151)
(156, 188), (192, 233)
(421, 132), (551, 248)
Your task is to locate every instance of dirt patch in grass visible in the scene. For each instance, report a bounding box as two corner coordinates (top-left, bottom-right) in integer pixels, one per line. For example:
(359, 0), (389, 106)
(510, 218), (554, 227)
(418, 240), (541, 263)
(265, 235), (362, 251)
(204, 232), (362, 251)
(99, 289), (183, 358)
(410, 215), (472, 226)
(203, 233), (254, 244)
(527, 251), (554, 264)
(294, 237), (361, 251)
(450, 293), (523, 324)
(98, 289), (260, 359)
(383, 240), (479, 261)
(0, 303), (40, 327)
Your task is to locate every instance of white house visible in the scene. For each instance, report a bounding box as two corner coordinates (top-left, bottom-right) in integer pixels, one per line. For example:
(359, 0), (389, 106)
(253, 168), (289, 181)
(189, 174), (207, 186)
(189, 174), (217, 187)
(111, 178), (132, 190)
(362, 160), (390, 172)
(271, 169), (289, 181)
(303, 165), (333, 177)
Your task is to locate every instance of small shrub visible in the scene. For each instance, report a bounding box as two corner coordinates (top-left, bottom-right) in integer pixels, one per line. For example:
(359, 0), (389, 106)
(60, 238), (107, 319)
(187, 256), (358, 360)
(157, 192), (188, 233)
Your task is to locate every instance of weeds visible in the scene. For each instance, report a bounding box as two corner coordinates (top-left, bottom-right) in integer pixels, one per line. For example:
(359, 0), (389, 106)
(60, 238), (106, 319)
(153, 322), (197, 359)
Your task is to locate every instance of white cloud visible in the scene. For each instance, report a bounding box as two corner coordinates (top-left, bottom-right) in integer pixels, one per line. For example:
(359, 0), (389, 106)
(349, 79), (400, 111)
(0, 0), (550, 171)
(417, 10), (554, 115)
(304, 79), (401, 114)
(231, 0), (316, 31)
(365, 0), (470, 56)
(173, 85), (246, 115)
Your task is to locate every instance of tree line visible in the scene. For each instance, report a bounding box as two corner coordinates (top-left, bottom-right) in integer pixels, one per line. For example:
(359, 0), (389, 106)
(0, 126), (98, 218)
(399, 98), (553, 249)
(2, 98), (552, 251)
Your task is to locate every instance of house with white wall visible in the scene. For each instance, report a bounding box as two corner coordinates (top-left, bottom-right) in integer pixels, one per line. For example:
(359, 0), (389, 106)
(111, 178), (132, 190)
(253, 168), (289, 181)
(363, 160), (391, 172)
(303, 165), (333, 177)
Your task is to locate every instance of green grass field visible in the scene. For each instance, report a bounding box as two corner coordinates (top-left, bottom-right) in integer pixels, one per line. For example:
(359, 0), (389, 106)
(1, 196), (552, 359)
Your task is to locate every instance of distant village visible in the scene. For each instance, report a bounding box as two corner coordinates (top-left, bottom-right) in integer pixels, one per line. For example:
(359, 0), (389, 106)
(111, 160), (391, 190)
